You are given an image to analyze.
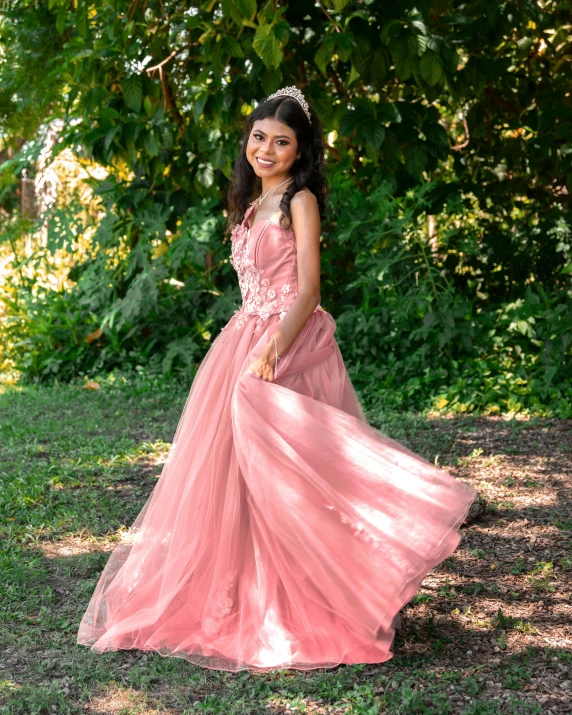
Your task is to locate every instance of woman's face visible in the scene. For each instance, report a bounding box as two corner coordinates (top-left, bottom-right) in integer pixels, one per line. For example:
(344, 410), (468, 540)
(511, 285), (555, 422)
(246, 117), (299, 180)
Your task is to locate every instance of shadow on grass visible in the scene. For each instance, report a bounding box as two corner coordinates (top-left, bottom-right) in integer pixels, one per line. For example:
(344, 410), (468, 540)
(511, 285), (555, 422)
(0, 382), (570, 713)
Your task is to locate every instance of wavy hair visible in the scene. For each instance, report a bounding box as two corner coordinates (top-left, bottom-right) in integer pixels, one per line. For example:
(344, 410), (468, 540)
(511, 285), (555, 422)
(225, 92), (328, 236)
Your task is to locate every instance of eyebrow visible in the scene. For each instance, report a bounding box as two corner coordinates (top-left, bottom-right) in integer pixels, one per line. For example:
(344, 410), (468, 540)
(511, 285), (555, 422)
(252, 130), (292, 139)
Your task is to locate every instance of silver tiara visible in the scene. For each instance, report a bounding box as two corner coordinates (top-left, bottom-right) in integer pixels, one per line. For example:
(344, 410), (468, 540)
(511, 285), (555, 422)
(265, 86), (312, 125)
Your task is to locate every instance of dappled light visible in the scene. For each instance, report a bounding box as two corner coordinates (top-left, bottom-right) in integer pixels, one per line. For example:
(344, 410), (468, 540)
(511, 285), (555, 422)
(0, 383), (570, 712)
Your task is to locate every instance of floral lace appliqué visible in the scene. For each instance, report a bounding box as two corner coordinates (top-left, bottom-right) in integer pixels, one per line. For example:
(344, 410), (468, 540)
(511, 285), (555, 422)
(325, 505), (384, 550)
(125, 530), (172, 595)
(221, 222), (298, 333)
(203, 569), (238, 635)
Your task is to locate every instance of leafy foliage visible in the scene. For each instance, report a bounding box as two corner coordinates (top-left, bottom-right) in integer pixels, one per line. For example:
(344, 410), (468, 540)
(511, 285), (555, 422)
(324, 179), (572, 416)
(0, 0), (571, 416)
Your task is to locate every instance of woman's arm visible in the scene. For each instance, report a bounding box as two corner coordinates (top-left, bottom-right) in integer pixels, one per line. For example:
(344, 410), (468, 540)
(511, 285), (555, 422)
(246, 189), (321, 382)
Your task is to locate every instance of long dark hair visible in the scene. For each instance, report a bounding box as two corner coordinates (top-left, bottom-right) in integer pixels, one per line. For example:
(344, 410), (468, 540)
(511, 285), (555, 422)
(225, 92), (328, 236)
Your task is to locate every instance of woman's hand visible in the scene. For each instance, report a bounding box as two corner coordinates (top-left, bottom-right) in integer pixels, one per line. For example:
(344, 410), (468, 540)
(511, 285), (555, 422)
(246, 345), (277, 382)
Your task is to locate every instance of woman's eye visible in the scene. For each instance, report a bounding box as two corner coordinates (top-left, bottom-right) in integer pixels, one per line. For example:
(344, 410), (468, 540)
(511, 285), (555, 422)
(252, 133), (289, 146)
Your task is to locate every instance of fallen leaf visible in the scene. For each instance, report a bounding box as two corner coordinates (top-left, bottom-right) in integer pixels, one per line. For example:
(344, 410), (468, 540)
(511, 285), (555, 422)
(83, 381), (101, 391)
(85, 328), (103, 344)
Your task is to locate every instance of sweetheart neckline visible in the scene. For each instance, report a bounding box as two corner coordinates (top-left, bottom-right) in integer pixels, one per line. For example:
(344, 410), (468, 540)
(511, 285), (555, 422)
(244, 217), (294, 233)
(244, 199), (294, 233)
(246, 217), (271, 232)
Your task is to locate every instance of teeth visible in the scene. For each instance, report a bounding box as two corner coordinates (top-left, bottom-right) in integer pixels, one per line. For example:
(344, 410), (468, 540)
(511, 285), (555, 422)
(257, 157), (274, 166)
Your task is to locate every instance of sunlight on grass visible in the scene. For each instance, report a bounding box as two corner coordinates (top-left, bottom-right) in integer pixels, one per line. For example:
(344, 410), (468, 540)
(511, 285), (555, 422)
(89, 684), (163, 714)
(37, 534), (114, 560)
(0, 379), (569, 713)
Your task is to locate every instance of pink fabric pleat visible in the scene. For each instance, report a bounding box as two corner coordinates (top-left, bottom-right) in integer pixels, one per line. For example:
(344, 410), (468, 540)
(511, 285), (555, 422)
(77, 308), (477, 671)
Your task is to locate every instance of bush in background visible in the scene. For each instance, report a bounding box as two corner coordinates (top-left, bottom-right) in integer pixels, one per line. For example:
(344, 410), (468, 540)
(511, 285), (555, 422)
(2, 171), (571, 417)
(1, 0), (571, 417)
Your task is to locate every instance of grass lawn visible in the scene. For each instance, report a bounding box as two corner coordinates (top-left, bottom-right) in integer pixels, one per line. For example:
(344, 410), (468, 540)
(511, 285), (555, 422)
(0, 376), (570, 714)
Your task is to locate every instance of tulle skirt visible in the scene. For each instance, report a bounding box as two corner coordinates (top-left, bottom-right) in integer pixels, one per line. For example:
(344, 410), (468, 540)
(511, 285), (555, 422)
(76, 307), (477, 671)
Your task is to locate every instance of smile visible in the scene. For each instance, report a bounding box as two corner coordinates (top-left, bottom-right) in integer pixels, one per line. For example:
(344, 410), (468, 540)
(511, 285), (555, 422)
(256, 156), (275, 167)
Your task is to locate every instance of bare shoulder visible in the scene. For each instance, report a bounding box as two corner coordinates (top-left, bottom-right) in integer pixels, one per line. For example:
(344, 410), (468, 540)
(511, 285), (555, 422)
(290, 188), (319, 220)
(291, 188), (318, 210)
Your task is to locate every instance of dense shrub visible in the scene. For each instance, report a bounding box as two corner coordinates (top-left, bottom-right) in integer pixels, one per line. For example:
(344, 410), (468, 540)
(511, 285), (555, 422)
(324, 178), (572, 416)
(2, 173), (571, 417)
(2, 0), (571, 415)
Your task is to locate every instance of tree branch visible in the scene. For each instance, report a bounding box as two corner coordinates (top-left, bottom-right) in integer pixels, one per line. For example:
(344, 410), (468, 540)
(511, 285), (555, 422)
(318, 1), (341, 32)
(451, 116), (470, 151)
(146, 50), (178, 75)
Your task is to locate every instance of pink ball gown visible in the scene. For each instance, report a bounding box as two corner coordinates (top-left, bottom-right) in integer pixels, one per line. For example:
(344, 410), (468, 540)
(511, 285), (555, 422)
(77, 199), (477, 671)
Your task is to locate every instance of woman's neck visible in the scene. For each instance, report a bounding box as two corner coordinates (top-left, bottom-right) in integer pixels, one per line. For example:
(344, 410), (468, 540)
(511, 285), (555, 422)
(259, 175), (293, 196)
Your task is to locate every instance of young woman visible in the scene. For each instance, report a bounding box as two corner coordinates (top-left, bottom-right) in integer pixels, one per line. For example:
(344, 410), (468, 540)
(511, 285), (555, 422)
(77, 86), (477, 672)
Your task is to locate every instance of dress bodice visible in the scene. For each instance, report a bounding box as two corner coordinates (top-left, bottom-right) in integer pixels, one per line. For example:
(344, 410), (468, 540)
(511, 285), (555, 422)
(225, 200), (300, 331)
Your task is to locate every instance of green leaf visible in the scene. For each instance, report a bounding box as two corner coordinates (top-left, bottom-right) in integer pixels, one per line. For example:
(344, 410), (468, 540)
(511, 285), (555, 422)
(426, 36), (440, 52)
(561, 264), (572, 275)
(104, 126), (120, 152)
(99, 107), (120, 122)
(56, 10), (66, 34)
(144, 131), (160, 157)
(68, 48), (93, 63)
(221, 0), (244, 27)
(222, 35), (244, 58)
(261, 68), (282, 95)
(411, 18), (427, 36)
(416, 33), (428, 55)
(126, 138), (137, 164)
(394, 56), (416, 81)
(122, 74), (143, 113)
(352, 47), (388, 83)
(76, 0), (88, 37)
(325, 0), (352, 9)
(425, 122), (449, 158)
(143, 96), (152, 115)
(388, 30), (418, 60)
(359, 120), (385, 150)
(420, 51), (443, 86)
(335, 31), (357, 62)
(382, 129), (399, 165)
(258, 3), (286, 23)
(253, 23), (284, 69)
(377, 102), (401, 124)
(404, 143), (428, 178)
(339, 109), (360, 137)
(211, 144), (227, 171)
(315, 33), (336, 75)
(273, 19), (290, 44)
(441, 44), (460, 74)
(364, 143), (379, 164)
(463, 56), (486, 94)
(193, 92), (209, 124)
(380, 18), (402, 45)
(196, 162), (214, 188)
(516, 36), (533, 53)
(347, 63), (360, 85)
(233, 0), (257, 18)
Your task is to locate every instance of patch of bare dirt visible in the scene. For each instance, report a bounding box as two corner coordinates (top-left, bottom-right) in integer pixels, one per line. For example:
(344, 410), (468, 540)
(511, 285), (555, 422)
(393, 414), (572, 713)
